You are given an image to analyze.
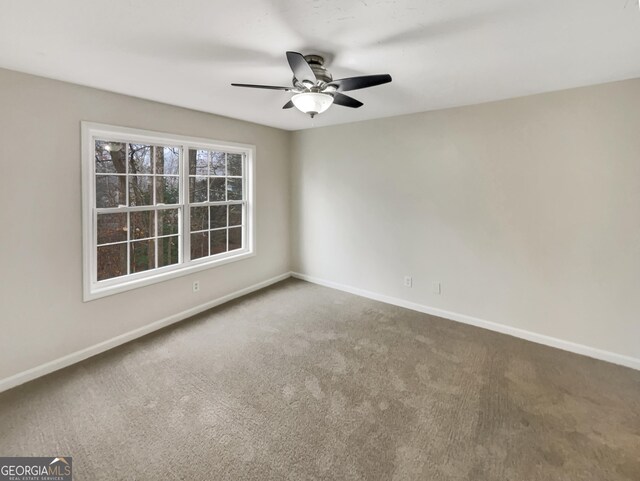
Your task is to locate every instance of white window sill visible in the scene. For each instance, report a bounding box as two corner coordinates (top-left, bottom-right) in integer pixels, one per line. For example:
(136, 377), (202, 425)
(84, 249), (255, 302)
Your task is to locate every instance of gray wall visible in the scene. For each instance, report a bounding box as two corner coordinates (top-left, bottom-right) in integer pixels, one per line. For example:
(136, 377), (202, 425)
(0, 68), (291, 380)
(2, 68), (639, 382)
(291, 79), (640, 361)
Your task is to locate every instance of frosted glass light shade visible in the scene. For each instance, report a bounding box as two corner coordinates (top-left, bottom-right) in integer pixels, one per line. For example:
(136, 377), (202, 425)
(291, 92), (334, 116)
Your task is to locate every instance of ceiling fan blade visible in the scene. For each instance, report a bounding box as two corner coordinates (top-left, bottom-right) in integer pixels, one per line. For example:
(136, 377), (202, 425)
(332, 92), (363, 108)
(329, 74), (392, 92)
(231, 83), (292, 91)
(282, 100), (294, 109)
(286, 51), (316, 84)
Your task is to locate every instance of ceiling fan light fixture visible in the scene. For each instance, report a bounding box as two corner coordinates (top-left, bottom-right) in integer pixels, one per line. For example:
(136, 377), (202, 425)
(291, 92), (334, 118)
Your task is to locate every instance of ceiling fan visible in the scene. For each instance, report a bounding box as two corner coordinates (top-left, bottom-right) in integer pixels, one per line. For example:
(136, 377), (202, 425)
(231, 51), (392, 118)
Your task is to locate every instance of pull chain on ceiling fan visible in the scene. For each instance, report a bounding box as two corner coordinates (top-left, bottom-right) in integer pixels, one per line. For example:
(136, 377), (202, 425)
(231, 51), (392, 118)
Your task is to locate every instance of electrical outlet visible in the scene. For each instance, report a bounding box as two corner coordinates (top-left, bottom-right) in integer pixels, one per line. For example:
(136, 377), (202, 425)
(433, 282), (441, 295)
(404, 276), (412, 288)
(193, 281), (200, 293)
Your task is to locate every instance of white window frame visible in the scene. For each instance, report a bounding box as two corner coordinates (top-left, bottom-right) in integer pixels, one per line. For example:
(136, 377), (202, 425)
(81, 122), (256, 301)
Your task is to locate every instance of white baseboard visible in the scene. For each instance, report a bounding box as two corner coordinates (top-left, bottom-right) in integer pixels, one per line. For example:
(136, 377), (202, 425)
(3, 270), (637, 393)
(291, 272), (640, 371)
(0, 272), (292, 393)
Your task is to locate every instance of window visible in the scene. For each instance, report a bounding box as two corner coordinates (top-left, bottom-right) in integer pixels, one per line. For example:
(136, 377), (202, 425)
(82, 123), (255, 300)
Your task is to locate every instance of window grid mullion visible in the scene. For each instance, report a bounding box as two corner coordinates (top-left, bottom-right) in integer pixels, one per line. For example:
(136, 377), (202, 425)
(95, 204), (179, 215)
(182, 144), (191, 264)
(242, 153), (247, 250)
(207, 186), (212, 257)
(125, 143), (129, 207)
(152, 146), (156, 204)
(93, 207), (98, 284)
(126, 211), (131, 275)
(154, 210), (159, 269)
(152, 145), (157, 270)
(186, 200), (244, 208)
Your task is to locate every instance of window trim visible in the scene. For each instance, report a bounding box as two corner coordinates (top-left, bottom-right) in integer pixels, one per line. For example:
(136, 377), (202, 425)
(81, 122), (256, 302)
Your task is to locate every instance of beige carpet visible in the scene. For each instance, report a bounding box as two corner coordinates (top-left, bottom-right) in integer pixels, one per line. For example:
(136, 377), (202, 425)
(1, 279), (639, 480)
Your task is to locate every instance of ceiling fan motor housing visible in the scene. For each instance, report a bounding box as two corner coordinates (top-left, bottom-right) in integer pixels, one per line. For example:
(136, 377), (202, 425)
(293, 54), (333, 88)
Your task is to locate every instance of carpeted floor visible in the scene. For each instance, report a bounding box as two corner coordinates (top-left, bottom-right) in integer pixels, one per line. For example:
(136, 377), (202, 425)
(1, 279), (639, 480)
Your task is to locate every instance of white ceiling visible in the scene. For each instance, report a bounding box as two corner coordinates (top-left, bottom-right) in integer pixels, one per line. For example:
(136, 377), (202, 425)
(1, 0), (639, 131)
